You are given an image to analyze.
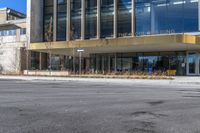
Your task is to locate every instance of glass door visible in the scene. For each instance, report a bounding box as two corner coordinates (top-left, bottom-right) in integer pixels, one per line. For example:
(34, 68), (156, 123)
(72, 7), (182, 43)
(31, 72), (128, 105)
(187, 52), (197, 75)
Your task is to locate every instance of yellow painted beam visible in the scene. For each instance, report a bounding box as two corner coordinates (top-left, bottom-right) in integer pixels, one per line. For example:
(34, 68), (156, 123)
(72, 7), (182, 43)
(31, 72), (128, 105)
(29, 34), (199, 50)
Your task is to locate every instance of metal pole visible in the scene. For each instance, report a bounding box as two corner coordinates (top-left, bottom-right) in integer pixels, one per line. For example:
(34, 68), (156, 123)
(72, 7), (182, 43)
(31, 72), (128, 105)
(26, 35), (29, 75)
(73, 46), (75, 74)
(115, 53), (117, 73)
(79, 51), (82, 75)
(26, 49), (29, 75)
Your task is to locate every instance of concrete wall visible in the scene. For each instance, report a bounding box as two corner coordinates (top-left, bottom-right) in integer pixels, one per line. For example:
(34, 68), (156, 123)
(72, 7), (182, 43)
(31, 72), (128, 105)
(27, 0), (43, 43)
(0, 47), (21, 74)
(0, 9), (7, 24)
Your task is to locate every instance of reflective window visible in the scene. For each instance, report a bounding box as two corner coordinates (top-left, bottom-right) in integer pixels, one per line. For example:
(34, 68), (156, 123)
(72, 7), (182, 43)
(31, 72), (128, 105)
(0, 31), (3, 36)
(0, 29), (16, 36)
(183, 0), (198, 32)
(20, 28), (26, 35)
(90, 52), (186, 76)
(135, 0), (151, 36)
(100, 0), (114, 38)
(71, 0), (81, 40)
(44, 0), (54, 41)
(85, 0), (97, 39)
(57, 0), (67, 41)
(188, 53), (196, 74)
(117, 0), (132, 37)
(135, 0), (198, 36)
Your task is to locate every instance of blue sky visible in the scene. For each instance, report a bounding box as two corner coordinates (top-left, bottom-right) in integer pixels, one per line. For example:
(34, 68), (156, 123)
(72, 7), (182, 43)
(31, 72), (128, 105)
(0, 0), (26, 14)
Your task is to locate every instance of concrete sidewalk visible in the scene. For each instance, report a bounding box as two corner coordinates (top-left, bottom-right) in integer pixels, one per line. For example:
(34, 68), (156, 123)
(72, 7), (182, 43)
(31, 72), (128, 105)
(171, 76), (200, 85)
(0, 75), (200, 85)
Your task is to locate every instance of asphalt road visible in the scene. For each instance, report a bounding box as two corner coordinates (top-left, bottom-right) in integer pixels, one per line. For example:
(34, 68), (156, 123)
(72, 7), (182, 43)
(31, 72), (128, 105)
(0, 79), (200, 133)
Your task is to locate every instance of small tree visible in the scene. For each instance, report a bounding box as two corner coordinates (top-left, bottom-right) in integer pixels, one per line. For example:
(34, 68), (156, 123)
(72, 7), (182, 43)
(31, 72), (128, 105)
(45, 16), (53, 71)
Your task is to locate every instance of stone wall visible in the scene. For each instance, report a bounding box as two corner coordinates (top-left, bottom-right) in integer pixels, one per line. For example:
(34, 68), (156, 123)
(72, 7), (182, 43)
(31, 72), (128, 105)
(0, 47), (21, 74)
(27, 0), (43, 43)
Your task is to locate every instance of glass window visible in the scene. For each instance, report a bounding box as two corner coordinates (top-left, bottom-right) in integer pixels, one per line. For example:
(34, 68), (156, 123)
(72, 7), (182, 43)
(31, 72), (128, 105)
(117, 0), (132, 37)
(20, 28), (26, 35)
(71, 0), (82, 40)
(44, 0), (54, 41)
(85, 0), (97, 39)
(57, 0), (67, 41)
(135, 0), (198, 36)
(183, 0), (198, 32)
(100, 0), (114, 38)
(188, 53), (196, 74)
(0, 31), (4, 36)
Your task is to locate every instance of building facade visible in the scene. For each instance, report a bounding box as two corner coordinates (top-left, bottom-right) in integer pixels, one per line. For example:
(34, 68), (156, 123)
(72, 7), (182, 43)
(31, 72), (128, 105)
(28, 0), (200, 76)
(0, 8), (27, 74)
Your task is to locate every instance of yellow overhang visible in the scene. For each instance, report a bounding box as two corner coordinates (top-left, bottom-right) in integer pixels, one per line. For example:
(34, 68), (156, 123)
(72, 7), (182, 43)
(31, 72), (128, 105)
(29, 34), (200, 50)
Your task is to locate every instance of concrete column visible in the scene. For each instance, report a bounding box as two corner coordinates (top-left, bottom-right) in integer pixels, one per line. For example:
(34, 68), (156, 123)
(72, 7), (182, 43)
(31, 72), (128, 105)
(131, 0), (135, 36)
(81, 0), (85, 40)
(16, 29), (20, 42)
(114, 0), (118, 38)
(114, 53), (117, 72)
(67, 0), (71, 41)
(39, 52), (42, 70)
(102, 56), (104, 74)
(97, 0), (101, 39)
(27, 0), (44, 43)
(108, 55), (111, 73)
(53, 0), (57, 41)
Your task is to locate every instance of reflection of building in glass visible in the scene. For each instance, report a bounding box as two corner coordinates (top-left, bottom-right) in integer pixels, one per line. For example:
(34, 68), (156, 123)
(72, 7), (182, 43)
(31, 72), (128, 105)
(27, 0), (200, 76)
(135, 0), (198, 35)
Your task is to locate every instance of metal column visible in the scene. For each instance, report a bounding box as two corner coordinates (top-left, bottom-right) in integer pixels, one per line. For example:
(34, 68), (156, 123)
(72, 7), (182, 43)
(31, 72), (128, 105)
(81, 0), (85, 40)
(67, 0), (71, 41)
(97, 0), (101, 39)
(131, 0), (135, 36)
(53, 0), (57, 41)
(114, 0), (118, 38)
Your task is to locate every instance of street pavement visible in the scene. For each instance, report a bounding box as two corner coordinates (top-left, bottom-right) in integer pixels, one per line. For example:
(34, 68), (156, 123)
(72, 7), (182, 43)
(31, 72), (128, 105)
(0, 78), (200, 133)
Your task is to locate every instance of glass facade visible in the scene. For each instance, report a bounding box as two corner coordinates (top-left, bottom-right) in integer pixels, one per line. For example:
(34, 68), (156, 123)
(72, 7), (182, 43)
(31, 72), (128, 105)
(56, 0), (67, 41)
(44, 0), (54, 41)
(43, 0), (199, 39)
(117, 0), (132, 37)
(71, 0), (81, 40)
(39, 0), (200, 76)
(100, 0), (114, 38)
(135, 0), (199, 36)
(90, 52), (186, 76)
(85, 0), (97, 39)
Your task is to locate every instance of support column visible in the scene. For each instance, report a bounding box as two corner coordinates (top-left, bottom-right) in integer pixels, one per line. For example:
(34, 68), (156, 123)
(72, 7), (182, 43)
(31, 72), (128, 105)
(81, 0), (85, 40)
(39, 52), (42, 70)
(53, 0), (57, 41)
(102, 56), (105, 74)
(131, 0), (135, 36)
(114, 0), (118, 38)
(97, 0), (101, 39)
(114, 53), (117, 72)
(67, 0), (71, 41)
(108, 55), (111, 73)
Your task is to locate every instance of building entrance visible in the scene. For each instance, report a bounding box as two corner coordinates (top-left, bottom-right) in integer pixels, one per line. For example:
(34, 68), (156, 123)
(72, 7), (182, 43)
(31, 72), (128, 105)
(187, 52), (200, 76)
